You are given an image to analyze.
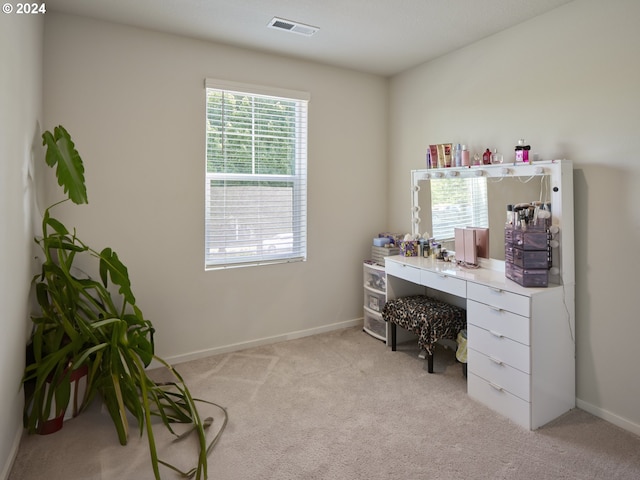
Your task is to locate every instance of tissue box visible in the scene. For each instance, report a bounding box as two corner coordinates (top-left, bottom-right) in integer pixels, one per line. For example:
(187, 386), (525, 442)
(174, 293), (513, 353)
(400, 241), (418, 257)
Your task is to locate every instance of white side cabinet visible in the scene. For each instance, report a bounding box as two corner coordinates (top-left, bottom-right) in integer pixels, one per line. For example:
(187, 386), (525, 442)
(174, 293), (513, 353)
(363, 261), (387, 341)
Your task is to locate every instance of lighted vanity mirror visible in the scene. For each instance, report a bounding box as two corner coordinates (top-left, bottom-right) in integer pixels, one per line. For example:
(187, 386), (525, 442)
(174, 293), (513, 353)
(411, 166), (553, 261)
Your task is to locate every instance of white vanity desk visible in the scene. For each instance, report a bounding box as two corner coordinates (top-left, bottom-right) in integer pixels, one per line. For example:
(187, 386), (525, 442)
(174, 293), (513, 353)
(385, 254), (575, 430)
(384, 159), (576, 430)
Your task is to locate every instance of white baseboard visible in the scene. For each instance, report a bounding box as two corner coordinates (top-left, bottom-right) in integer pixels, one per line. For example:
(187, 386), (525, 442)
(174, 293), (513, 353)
(1, 425), (23, 480)
(576, 397), (640, 438)
(149, 318), (364, 369)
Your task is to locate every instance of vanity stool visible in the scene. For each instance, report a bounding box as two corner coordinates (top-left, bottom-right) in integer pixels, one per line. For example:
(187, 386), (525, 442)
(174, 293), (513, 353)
(382, 295), (466, 373)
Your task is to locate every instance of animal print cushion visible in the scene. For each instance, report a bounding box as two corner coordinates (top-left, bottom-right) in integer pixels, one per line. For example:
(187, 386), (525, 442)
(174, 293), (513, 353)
(382, 295), (466, 354)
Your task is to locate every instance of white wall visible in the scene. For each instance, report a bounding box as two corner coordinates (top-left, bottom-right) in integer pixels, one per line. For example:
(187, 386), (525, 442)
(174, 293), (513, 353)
(0, 13), (43, 480)
(389, 0), (640, 434)
(43, 13), (388, 361)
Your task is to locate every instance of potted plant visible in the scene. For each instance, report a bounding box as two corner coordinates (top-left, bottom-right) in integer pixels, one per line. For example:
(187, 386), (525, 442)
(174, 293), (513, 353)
(22, 126), (226, 479)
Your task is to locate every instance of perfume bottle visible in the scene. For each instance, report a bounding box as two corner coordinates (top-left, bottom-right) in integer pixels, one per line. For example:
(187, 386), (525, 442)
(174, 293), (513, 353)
(515, 139), (531, 162)
(491, 148), (503, 164)
(482, 148), (491, 165)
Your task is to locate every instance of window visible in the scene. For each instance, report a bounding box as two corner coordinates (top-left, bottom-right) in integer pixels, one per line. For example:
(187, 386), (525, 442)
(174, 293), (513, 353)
(430, 177), (488, 240)
(205, 79), (309, 269)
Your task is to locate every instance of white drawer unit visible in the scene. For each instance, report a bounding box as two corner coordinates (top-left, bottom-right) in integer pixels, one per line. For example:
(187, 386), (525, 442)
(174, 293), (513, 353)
(467, 281), (533, 428)
(466, 279), (572, 430)
(363, 261), (388, 342)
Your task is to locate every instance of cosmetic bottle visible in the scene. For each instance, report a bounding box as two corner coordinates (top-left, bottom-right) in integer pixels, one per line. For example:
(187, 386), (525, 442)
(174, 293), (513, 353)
(454, 144), (462, 167)
(461, 145), (470, 166)
(506, 204), (514, 226)
(482, 148), (491, 165)
(515, 139), (531, 162)
(491, 148), (503, 164)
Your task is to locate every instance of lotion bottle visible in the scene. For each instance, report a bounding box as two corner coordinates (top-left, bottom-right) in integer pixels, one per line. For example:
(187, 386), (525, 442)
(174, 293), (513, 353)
(461, 145), (470, 166)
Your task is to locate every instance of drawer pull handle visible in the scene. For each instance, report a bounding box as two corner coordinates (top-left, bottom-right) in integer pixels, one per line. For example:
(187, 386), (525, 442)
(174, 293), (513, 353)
(489, 306), (503, 313)
(490, 287), (503, 294)
(488, 356), (504, 366)
(489, 382), (504, 392)
(439, 274), (447, 278)
(489, 330), (504, 339)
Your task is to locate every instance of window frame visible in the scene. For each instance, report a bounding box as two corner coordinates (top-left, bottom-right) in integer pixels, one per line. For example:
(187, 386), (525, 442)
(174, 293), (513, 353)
(204, 79), (310, 270)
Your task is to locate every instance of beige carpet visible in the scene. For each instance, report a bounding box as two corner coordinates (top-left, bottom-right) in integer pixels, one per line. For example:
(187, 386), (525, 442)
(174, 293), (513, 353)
(9, 326), (640, 480)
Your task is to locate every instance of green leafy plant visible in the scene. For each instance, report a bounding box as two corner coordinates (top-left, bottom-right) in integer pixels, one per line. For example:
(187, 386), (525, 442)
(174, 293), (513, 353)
(23, 126), (226, 479)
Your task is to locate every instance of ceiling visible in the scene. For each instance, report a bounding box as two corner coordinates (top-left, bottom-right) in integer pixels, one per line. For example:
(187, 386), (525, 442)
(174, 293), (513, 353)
(46, 0), (574, 76)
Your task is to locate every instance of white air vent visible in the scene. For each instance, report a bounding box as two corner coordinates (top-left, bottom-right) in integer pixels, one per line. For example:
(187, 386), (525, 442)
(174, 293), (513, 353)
(268, 17), (319, 37)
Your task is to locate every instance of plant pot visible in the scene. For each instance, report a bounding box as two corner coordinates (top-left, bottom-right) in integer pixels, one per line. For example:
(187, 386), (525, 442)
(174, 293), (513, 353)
(36, 364), (89, 435)
(36, 412), (65, 435)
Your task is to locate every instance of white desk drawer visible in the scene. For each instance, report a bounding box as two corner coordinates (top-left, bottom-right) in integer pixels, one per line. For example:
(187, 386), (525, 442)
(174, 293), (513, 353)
(385, 260), (421, 284)
(467, 282), (529, 317)
(468, 372), (531, 430)
(420, 270), (466, 297)
(468, 348), (530, 402)
(467, 324), (530, 374)
(467, 300), (530, 346)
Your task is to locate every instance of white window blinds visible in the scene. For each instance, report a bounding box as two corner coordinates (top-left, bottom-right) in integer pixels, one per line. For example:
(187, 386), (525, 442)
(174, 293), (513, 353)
(430, 177), (489, 240)
(205, 79), (309, 269)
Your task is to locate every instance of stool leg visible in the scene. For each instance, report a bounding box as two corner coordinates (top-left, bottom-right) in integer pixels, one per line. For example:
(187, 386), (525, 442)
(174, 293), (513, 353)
(427, 351), (433, 373)
(390, 323), (396, 351)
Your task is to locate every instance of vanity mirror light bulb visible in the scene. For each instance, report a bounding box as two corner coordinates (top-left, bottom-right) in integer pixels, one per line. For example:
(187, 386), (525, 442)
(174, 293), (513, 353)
(413, 185), (421, 192)
(501, 167), (511, 175)
(549, 225), (560, 234)
(534, 167), (545, 174)
(447, 170), (459, 177)
(413, 217), (421, 224)
(549, 239), (559, 248)
(433, 171), (444, 178)
(474, 169), (485, 177)
(413, 206), (421, 212)
(549, 267), (560, 276)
